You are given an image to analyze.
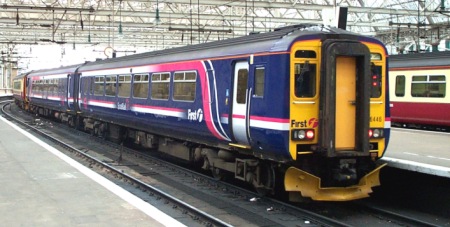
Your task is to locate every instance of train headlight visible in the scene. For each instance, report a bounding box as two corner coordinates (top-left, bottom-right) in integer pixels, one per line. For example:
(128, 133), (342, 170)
(291, 129), (315, 141)
(369, 128), (384, 138)
(373, 129), (381, 137)
(297, 130), (306, 139)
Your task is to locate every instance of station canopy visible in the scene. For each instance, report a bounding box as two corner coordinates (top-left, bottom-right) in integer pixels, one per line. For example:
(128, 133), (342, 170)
(1, 0), (449, 71)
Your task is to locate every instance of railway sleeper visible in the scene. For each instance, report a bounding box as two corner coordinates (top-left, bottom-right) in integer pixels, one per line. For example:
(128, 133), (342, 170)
(76, 118), (276, 195)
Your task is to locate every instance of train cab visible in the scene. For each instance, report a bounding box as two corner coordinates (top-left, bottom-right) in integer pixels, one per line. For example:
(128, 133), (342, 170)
(285, 36), (389, 201)
(12, 73), (29, 110)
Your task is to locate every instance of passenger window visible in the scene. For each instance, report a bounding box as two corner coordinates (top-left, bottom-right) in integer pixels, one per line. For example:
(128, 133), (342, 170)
(133, 74), (149, 98)
(254, 67), (265, 97)
(81, 77), (90, 95)
(105, 75), (117, 96)
(151, 73), (170, 100)
(32, 80), (37, 93)
(236, 69), (248, 104)
(173, 71), (196, 102)
(94, 76), (105, 96)
(36, 80), (42, 92)
(294, 62), (316, 98)
(118, 75), (132, 98)
(412, 75), (446, 97)
(13, 81), (21, 90)
(89, 77), (94, 94)
(395, 75), (405, 97)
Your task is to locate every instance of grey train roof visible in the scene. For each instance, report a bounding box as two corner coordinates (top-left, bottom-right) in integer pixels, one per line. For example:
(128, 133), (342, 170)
(389, 51), (450, 68)
(80, 24), (376, 72)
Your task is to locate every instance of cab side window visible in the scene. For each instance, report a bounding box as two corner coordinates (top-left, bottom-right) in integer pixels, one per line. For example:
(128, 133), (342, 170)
(294, 62), (316, 98)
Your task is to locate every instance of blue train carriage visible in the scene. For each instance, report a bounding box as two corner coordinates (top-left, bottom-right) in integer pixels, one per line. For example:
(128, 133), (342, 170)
(27, 64), (83, 122)
(23, 24), (390, 202)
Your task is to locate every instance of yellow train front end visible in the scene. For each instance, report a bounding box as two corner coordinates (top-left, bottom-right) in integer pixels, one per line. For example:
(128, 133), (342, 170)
(285, 38), (388, 201)
(12, 74), (29, 110)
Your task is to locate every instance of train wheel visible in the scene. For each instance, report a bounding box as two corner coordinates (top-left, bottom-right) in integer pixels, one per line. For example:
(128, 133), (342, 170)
(68, 116), (75, 127)
(74, 116), (82, 130)
(254, 164), (276, 196)
(211, 167), (224, 180)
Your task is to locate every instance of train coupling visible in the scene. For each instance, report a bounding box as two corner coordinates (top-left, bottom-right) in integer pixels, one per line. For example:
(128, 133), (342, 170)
(333, 159), (357, 183)
(284, 163), (387, 201)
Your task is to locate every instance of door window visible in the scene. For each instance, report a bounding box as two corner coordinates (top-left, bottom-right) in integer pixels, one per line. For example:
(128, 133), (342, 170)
(236, 69), (248, 104)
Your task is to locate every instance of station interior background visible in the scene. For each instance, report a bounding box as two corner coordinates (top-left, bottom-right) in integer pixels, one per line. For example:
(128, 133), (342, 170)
(1, 0), (450, 90)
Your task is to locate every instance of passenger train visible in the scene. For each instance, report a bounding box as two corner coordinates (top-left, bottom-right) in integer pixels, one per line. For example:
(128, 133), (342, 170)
(389, 52), (450, 130)
(13, 24), (390, 202)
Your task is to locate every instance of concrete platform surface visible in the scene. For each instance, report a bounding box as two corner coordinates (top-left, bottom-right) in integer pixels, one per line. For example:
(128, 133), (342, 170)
(0, 116), (185, 227)
(382, 128), (450, 178)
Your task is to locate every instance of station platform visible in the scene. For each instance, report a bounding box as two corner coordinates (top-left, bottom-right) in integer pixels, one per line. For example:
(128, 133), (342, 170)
(0, 116), (185, 226)
(381, 128), (450, 178)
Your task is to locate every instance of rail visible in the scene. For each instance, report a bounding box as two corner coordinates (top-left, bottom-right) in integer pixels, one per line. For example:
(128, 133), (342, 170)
(0, 100), (233, 227)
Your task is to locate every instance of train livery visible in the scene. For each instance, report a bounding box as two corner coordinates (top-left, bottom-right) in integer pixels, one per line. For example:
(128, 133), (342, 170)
(13, 24), (390, 201)
(389, 52), (450, 130)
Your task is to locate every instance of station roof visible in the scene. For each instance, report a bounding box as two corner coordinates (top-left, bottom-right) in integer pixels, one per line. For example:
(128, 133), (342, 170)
(1, 0), (449, 70)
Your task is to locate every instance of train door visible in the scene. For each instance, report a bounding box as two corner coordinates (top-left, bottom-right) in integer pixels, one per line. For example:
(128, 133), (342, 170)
(79, 76), (90, 111)
(117, 74), (132, 112)
(67, 74), (72, 109)
(335, 57), (356, 149)
(320, 40), (370, 156)
(231, 61), (250, 146)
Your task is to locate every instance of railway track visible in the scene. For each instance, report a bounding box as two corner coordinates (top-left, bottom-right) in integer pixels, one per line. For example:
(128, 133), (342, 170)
(1, 100), (231, 227)
(353, 202), (442, 227)
(2, 100), (349, 226)
(1, 100), (445, 227)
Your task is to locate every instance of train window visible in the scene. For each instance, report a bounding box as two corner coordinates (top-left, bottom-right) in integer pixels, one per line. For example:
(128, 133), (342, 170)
(236, 69), (248, 104)
(13, 81), (21, 90)
(371, 64), (382, 98)
(295, 50), (316, 58)
(173, 71), (196, 102)
(254, 67), (265, 97)
(412, 75), (446, 98)
(52, 79), (57, 94)
(294, 62), (316, 98)
(81, 77), (90, 95)
(31, 80), (36, 92)
(43, 80), (50, 94)
(94, 76), (105, 96)
(89, 77), (95, 94)
(370, 53), (382, 60)
(105, 75), (117, 96)
(51, 79), (56, 95)
(133, 74), (149, 98)
(395, 75), (405, 97)
(151, 73), (170, 100)
(118, 75), (132, 98)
